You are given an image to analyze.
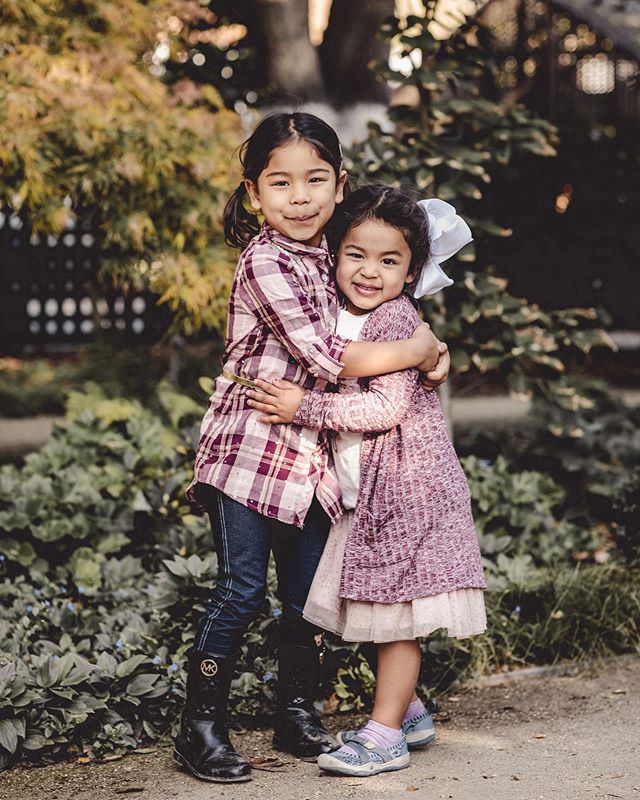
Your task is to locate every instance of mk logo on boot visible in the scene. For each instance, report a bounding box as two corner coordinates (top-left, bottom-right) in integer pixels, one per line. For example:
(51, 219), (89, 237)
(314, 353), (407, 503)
(200, 658), (218, 677)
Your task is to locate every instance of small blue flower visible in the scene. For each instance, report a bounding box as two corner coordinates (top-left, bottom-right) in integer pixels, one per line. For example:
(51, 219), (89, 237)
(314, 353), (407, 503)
(66, 602), (76, 612)
(263, 672), (274, 683)
(272, 608), (282, 618)
(35, 588), (43, 597)
(43, 599), (51, 608)
(26, 605), (33, 614)
(170, 686), (178, 693)
(0, 554), (5, 562)
(116, 639), (124, 652)
(169, 663), (179, 673)
(78, 587), (85, 595)
(152, 655), (162, 665)
(514, 605), (521, 614)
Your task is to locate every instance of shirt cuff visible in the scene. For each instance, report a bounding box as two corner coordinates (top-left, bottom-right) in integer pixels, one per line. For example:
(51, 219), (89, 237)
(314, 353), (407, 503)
(304, 333), (350, 383)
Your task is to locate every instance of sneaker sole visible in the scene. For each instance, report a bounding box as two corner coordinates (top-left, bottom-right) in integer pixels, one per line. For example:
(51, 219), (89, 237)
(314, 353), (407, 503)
(406, 728), (436, 748)
(172, 749), (252, 783)
(317, 751), (410, 776)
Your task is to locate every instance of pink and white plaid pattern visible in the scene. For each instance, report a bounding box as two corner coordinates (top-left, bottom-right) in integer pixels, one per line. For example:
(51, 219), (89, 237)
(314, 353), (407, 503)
(188, 223), (349, 528)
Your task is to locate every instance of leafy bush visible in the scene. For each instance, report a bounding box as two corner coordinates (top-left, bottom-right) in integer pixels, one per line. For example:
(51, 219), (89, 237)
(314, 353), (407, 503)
(0, 386), (637, 770)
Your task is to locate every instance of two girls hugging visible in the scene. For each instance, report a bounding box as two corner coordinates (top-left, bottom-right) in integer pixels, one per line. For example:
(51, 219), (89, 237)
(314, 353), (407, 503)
(173, 112), (486, 781)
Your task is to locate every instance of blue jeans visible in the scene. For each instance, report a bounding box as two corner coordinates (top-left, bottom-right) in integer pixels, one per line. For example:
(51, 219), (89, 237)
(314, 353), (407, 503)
(192, 483), (330, 656)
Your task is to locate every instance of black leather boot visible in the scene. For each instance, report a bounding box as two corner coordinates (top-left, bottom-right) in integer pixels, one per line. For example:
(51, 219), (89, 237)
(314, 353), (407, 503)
(173, 651), (251, 782)
(272, 639), (336, 760)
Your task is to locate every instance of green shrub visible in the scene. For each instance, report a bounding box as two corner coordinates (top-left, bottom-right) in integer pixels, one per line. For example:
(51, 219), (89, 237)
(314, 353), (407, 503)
(0, 385), (637, 769)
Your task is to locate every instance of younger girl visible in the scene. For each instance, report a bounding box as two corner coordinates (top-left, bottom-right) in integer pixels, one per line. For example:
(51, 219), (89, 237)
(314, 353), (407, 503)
(246, 185), (487, 777)
(175, 114), (448, 784)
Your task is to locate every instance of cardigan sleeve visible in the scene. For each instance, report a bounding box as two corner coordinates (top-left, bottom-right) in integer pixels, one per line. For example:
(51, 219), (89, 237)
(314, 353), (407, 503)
(293, 295), (422, 433)
(293, 368), (417, 432)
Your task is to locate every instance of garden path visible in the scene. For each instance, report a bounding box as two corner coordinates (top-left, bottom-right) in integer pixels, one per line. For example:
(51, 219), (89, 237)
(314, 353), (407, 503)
(1, 655), (638, 800)
(2, 390), (640, 459)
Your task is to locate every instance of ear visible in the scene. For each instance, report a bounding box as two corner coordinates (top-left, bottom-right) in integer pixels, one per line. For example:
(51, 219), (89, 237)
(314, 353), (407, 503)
(245, 179), (261, 211)
(404, 270), (415, 286)
(334, 170), (348, 204)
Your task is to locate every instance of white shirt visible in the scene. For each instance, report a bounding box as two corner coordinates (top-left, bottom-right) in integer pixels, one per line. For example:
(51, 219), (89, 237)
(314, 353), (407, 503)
(333, 308), (371, 510)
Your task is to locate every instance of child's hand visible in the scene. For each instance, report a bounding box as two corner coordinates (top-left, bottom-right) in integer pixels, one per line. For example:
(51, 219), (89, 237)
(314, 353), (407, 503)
(413, 323), (441, 374)
(421, 341), (450, 391)
(246, 379), (305, 424)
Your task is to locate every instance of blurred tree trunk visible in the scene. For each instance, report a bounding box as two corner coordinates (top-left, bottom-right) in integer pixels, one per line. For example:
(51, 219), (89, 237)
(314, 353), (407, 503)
(320, 0), (393, 108)
(252, 0), (326, 101)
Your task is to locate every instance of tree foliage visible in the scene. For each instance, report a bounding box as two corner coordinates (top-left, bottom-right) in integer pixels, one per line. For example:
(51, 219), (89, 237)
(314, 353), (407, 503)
(346, 1), (614, 415)
(0, 0), (243, 334)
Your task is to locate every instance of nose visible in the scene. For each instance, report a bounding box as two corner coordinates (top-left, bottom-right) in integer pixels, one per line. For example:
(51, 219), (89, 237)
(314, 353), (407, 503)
(359, 261), (379, 278)
(289, 183), (311, 205)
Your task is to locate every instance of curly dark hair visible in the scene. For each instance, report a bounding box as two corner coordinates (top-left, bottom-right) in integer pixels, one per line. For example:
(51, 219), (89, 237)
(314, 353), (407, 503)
(326, 184), (431, 284)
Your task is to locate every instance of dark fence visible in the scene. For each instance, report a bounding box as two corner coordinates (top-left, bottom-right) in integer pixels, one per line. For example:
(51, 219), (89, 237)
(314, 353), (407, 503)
(0, 211), (169, 356)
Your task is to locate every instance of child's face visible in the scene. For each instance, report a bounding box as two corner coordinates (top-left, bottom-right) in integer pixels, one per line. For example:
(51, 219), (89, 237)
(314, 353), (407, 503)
(245, 140), (346, 248)
(335, 220), (414, 316)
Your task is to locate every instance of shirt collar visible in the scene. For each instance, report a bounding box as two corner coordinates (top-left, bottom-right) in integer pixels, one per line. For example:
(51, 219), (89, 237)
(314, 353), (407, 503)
(261, 221), (330, 263)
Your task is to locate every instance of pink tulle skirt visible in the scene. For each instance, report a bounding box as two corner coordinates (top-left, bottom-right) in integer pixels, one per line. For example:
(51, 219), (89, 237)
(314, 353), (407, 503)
(304, 511), (487, 643)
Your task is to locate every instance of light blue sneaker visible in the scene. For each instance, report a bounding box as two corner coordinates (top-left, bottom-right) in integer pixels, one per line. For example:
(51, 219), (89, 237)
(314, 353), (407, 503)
(317, 732), (410, 776)
(402, 707), (436, 748)
(337, 710), (435, 751)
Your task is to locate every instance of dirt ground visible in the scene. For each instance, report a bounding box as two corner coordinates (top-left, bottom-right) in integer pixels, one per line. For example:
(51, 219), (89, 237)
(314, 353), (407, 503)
(1, 656), (638, 800)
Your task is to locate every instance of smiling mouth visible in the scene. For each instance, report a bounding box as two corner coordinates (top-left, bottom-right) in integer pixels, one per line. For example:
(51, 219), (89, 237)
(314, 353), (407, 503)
(353, 283), (380, 295)
(286, 214), (317, 223)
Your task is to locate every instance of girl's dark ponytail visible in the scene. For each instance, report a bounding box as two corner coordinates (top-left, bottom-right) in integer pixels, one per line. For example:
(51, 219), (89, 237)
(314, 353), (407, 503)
(222, 112), (346, 250)
(223, 183), (261, 249)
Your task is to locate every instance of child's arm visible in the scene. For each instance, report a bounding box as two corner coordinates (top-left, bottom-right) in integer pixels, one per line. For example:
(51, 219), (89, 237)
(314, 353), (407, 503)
(247, 368), (417, 432)
(238, 249), (439, 382)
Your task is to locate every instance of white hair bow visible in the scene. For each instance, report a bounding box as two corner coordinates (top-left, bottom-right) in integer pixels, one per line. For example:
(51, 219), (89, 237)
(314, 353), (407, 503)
(413, 198), (473, 298)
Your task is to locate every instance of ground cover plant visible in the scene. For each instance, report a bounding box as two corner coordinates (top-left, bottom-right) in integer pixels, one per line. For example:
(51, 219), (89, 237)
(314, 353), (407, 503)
(0, 385), (638, 769)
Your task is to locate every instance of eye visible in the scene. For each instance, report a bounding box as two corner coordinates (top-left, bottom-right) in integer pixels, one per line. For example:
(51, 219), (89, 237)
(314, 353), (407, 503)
(271, 180), (289, 187)
(309, 177), (327, 183)
(382, 258), (398, 266)
(345, 251), (363, 259)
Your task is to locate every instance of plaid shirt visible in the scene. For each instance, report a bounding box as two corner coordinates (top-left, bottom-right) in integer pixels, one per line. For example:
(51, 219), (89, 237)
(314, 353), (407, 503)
(188, 223), (350, 528)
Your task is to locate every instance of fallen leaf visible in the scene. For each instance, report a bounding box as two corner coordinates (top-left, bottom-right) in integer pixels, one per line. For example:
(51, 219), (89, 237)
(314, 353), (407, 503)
(511, 774), (521, 781)
(406, 786), (419, 792)
(612, 689), (627, 695)
(448, 695), (461, 703)
(533, 734), (546, 739)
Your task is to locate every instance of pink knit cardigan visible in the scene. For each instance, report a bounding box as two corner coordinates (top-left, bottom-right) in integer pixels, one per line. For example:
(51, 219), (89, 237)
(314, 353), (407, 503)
(293, 294), (486, 604)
